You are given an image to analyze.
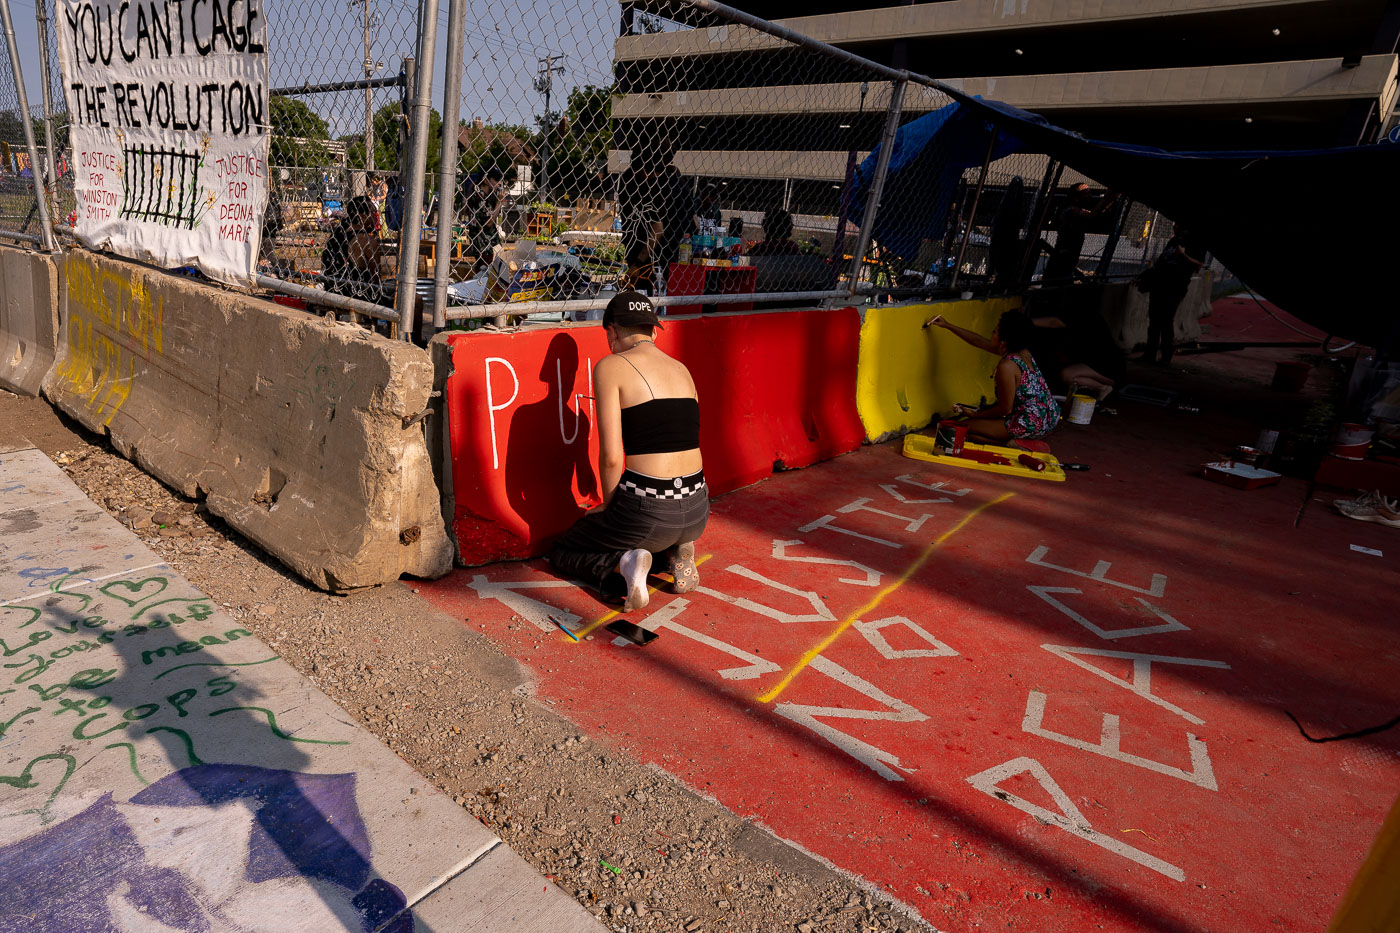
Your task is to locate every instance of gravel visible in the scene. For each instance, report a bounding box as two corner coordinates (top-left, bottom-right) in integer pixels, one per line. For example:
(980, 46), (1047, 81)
(2, 389), (930, 933)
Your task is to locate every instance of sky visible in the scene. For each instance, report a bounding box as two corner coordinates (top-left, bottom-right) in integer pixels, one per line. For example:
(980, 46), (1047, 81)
(10, 0), (622, 139)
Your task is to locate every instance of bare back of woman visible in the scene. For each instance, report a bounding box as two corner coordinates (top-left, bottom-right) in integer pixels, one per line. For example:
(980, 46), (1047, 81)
(608, 342), (703, 480)
(548, 292), (709, 615)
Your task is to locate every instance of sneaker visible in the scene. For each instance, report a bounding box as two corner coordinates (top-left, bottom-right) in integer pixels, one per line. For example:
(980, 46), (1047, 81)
(618, 549), (652, 612)
(668, 541), (699, 594)
(1335, 497), (1400, 528)
(1333, 490), (1391, 514)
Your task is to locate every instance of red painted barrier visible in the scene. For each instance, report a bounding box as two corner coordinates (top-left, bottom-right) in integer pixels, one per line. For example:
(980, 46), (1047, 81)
(442, 308), (866, 564)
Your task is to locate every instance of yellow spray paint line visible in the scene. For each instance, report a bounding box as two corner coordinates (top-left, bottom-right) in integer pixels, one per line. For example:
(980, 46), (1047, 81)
(756, 492), (1015, 704)
(569, 553), (714, 641)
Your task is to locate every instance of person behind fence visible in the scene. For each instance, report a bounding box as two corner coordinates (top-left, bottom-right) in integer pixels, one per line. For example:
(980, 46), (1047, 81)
(924, 310), (1061, 444)
(618, 131), (692, 294)
(548, 292), (707, 613)
(694, 183), (722, 230)
(1042, 183), (1120, 285)
(748, 207), (801, 257)
(1141, 222), (1207, 365)
(320, 196), (384, 304)
(463, 167), (505, 273)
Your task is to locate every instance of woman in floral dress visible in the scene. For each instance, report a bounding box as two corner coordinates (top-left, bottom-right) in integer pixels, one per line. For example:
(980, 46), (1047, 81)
(924, 310), (1061, 444)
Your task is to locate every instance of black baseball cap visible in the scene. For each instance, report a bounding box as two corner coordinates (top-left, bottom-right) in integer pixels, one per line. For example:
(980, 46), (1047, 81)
(603, 291), (660, 329)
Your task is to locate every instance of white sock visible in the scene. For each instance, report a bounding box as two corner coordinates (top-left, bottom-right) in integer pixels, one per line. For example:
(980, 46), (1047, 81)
(618, 549), (652, 612)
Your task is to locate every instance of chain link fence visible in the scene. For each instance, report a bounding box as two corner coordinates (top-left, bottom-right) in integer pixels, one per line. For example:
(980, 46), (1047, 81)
(430, 0), (894, 323)
(1, 0), (1195, 334)
(0, 0), (54, 248)
(256, 0), (426, 325)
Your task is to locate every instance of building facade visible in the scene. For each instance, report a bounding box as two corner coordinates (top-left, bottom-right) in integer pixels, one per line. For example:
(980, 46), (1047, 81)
(613, 0), (1400, 221)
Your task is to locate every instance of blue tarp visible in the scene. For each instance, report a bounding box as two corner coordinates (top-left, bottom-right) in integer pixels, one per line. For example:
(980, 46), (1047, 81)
(848, 101), (1021, 265)
(852, 91), (1400, 347)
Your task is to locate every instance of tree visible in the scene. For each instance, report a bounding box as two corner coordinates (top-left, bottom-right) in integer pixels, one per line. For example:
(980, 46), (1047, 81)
(538, 85), (615, 201)
(458, 137), (521, 187)
(270, 96), (331, 167)
(344, 104), (442, 182)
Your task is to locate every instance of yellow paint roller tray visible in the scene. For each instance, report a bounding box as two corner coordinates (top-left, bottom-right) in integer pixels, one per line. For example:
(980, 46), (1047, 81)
(901, 434), (1066, 482)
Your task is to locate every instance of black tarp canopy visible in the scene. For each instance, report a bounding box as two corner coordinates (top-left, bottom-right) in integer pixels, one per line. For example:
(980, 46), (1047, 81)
(852, 90), (1400, 349)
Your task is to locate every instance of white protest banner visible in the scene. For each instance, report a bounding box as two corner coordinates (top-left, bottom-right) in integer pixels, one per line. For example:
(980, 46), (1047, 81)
(56, 1), (269, 285)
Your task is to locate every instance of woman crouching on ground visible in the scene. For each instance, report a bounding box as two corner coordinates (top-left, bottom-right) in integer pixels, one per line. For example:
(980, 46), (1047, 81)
(925, 310), (1061, 444)
(548, 291), (707, 611)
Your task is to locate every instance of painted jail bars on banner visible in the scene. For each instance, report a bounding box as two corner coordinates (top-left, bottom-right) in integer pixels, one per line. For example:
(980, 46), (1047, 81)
(439, 309), (867, 565)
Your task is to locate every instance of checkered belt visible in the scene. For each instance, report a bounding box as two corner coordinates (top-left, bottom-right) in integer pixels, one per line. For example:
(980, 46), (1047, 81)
(618, 469), (706, 499)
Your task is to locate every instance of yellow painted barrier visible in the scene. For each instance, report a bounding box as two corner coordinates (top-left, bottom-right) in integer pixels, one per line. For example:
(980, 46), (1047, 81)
(855, 298), (1022, 442)
(1329, 793), (1400, 933)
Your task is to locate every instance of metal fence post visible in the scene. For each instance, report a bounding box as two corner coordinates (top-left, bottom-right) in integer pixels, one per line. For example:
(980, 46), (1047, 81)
(430, 0), (466, 333)
(393, 0), (442, 341)
(0, 0), (55, 252)
(1016, 160), (1063, 284)
(950, 128), (998, 290)
(846, 78), (905, 297)
(34, 0), (58, 203)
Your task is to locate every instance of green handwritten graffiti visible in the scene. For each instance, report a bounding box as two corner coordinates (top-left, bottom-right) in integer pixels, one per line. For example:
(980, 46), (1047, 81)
(8, 606), (42, 630)
(129, 598), (213, 622)
(209, 706), (350, 746)
(103, 742), (150, 786)
(0, 753), (77, 826)
(152, 656), (280, 681)
(144, 726), (205, 768)
(99, 576), (170, 607)
(0, 705), (40, 740)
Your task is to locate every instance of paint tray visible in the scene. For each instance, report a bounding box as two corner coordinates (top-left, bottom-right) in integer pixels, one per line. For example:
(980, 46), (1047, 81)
(1201, 461), (1282, 490)
(901, 433), (1066, 482)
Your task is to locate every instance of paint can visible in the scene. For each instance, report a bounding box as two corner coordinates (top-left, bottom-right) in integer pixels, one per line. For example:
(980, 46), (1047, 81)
(1066, 394), (1096, 425)
(1330, 422), (1375, 461)
(936, 420), (967, 456)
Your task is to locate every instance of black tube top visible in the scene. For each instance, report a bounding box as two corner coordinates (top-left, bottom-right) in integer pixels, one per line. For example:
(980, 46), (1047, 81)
(620, 398), (701, 454)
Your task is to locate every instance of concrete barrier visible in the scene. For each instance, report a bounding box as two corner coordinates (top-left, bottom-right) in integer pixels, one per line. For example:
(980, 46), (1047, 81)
(856, 298), (1023, 442)
(0, 245), (59, 396)
(439, 307), (866, 564)
(42, 249), (453, 590)
(1099, 271), (1211, 351)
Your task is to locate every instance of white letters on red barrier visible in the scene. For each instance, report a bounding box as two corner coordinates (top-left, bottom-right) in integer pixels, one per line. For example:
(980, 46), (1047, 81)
(484, 357), (519, 471)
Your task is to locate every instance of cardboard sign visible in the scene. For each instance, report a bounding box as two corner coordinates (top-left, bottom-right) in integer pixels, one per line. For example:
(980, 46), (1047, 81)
(56, 0), (270, 285)
(486, 256), (558, 303)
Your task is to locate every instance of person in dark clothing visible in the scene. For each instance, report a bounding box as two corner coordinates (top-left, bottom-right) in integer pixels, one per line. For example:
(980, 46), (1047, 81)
(462, 167), (505, 273)
(321, 196), (384, 304)
(1043, 183), (1120, 285)
(748, 207), (801, 256)
(549, 292), (708, 611)
(694, 183), (722, 230)
(618, 135), (693, 294)
(1143, 223), (1206, 364)
(988, 176), (1027, 287)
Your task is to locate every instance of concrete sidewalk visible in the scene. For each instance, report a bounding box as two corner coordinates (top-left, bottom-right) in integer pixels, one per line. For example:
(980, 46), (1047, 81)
(0, 437), (603, 932)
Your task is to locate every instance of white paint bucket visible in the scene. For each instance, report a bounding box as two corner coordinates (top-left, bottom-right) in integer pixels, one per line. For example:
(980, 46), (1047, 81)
(1067, 393), (1096, 425)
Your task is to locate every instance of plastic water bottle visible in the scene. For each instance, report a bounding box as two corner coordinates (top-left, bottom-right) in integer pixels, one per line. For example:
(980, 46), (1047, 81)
(678, 236), (692, 264)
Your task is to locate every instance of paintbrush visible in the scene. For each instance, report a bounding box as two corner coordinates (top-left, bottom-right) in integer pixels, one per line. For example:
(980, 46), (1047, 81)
(549, 614), (580, 641)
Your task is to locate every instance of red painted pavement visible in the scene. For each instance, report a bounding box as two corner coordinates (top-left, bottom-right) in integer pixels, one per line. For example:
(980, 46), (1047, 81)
(417, 357), (1400, 931)
(1204, 295), (1327, 344)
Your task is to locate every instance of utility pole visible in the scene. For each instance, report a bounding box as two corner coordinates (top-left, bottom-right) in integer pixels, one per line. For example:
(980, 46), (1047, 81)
(359, 0), (376, 177)
(534, 53), (565, 205)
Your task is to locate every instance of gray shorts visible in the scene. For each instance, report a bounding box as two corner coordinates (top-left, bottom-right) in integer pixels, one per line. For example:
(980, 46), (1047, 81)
(548, 468), (709, 596)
